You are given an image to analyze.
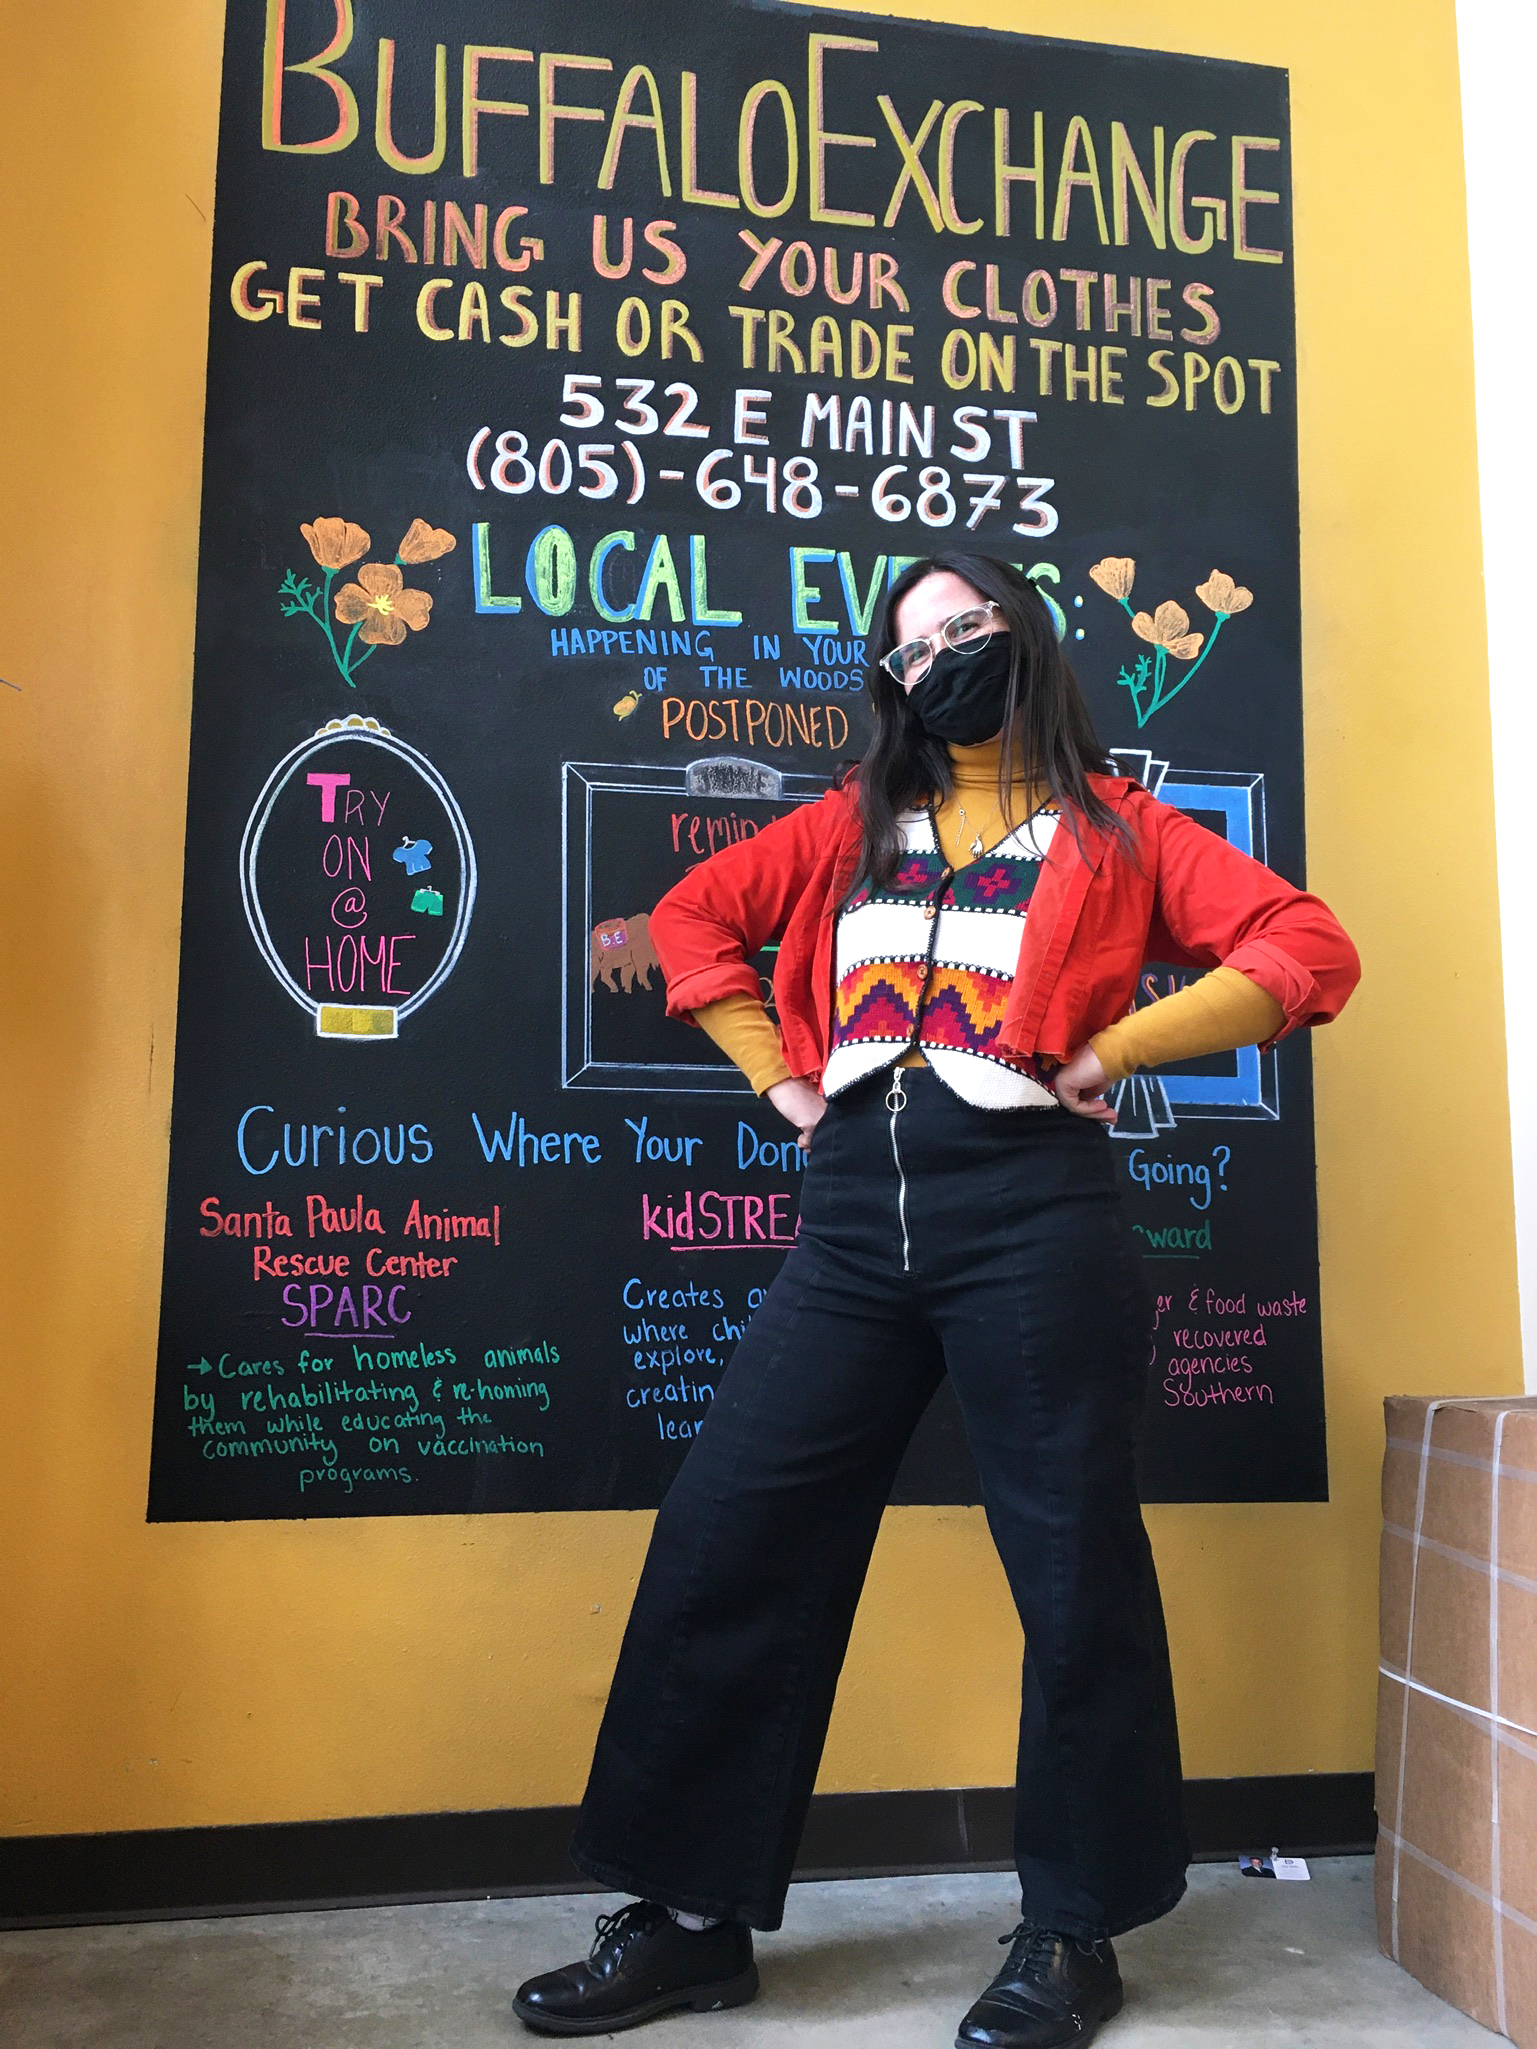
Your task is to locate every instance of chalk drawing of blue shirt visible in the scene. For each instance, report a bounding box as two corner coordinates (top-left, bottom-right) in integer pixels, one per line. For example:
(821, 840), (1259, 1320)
(393, 837), (433, 875)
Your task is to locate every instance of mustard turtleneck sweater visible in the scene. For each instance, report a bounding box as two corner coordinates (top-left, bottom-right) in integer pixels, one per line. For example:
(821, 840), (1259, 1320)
(692, 735), (1286, 1096)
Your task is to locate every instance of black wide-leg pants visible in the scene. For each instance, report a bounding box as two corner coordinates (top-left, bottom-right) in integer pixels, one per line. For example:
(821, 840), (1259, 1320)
(571, 1067), (1189, 1937)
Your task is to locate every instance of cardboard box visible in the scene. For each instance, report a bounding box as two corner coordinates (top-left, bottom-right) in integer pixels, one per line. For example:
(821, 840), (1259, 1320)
(1377, 1395), (1537, 2044)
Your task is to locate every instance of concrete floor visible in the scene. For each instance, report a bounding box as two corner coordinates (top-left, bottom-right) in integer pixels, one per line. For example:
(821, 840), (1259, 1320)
(0, 1859), (1500, 2047)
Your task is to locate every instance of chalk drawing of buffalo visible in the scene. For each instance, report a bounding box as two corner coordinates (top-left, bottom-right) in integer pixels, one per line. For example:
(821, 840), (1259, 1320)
(590, 912), (660, 993)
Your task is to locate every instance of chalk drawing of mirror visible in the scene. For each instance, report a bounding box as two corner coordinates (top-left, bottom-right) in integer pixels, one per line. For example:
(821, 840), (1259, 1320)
(240, 716), (477, 1040)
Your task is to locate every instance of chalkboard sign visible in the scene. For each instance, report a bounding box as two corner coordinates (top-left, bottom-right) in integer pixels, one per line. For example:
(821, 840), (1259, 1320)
(149, 0), (1321, 1519)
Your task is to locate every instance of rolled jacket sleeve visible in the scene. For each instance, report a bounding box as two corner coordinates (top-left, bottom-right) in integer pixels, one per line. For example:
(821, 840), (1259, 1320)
(1091, 965), (1287, 1084)
(1143, 798), (1360, 1041)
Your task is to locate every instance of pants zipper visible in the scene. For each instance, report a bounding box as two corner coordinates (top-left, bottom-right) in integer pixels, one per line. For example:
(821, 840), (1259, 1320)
(885, 1069), (912, 1272)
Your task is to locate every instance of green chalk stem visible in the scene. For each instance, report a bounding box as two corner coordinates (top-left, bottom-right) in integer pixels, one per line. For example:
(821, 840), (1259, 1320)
(1145, 612), (1228, 718)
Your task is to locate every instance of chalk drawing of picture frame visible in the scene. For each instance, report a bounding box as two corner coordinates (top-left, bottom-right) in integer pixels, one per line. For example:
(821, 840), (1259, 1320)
(1110, 752), (1280, 1130)
(562, 757), (826, 1093)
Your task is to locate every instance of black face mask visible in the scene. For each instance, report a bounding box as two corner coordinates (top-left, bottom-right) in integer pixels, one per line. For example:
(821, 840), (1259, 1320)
(906, 633), (1014, 746)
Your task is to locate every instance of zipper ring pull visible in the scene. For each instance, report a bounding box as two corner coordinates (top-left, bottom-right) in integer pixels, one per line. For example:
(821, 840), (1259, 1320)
(885, 1070), (908, 1113)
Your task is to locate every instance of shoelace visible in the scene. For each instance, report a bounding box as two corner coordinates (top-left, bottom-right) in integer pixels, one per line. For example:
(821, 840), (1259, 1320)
(589, 1901), (662, 1961)
(999, 1922), (1102, 1968)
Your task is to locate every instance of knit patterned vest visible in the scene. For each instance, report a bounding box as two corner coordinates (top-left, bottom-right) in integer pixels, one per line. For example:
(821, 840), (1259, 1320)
(820, 808), (1059, 1111)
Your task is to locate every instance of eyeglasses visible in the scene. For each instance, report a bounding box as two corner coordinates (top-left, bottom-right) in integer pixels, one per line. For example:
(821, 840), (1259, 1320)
(880, 602), (1003, 689)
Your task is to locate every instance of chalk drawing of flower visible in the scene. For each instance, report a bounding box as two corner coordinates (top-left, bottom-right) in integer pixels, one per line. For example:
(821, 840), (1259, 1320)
(279, 514), (455, 687)
(1089, 556), (1255, 729)
(396, 519), (457, 566)
(1131, 601), (1204, 662)
(334, 563), (433, 647)
(1088, 557), (1136, 603)
(1195, 570), (1253, 619)
(301, 518), (370, 570)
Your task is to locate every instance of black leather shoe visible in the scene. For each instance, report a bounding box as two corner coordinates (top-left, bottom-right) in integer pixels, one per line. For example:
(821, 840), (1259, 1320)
(513, 1900), (758, 2036)
(956, 1922), (1123, 2049)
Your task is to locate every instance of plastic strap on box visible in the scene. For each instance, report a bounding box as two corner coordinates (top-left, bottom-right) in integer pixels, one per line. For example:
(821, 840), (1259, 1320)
(1491, 1408), (1509, 2037)
(1388, 1399), (1450, 1963)
(1384, 1398), (1522, 2035)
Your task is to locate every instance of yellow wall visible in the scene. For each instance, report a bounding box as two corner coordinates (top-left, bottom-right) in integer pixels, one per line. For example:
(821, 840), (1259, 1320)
(0, 0), (1513, 1837)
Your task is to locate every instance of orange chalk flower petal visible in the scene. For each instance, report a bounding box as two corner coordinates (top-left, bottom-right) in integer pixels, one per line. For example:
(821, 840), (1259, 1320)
(1196, 570), (1254, 617)
(302, 517), (370, 569)
(1089, 556), (1136, 602)
(397, 518), (457, 564)
(1132, 602), (1205, 659)
(393, 587), (434, 631)
(359, 611), (409, 646)
(356, 561), (404, 600)
(336, 562), (431, 641)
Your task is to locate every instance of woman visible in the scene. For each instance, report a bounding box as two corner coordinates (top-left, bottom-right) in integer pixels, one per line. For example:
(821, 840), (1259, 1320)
(514, 554), (1359, 2047)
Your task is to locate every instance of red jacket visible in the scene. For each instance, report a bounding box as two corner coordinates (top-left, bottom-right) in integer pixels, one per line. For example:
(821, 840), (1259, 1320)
(650, 775), (1359, 1084)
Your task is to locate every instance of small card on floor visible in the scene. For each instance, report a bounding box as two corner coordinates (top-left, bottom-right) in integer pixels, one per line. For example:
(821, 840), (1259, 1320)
(1238, 1852), (1311, 1880)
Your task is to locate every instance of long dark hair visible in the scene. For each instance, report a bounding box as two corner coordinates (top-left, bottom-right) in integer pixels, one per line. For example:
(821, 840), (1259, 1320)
(857, 552), (1130, 887)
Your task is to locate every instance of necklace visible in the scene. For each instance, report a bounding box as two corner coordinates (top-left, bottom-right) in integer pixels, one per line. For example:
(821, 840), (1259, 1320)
(954, 800), (986, 858)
